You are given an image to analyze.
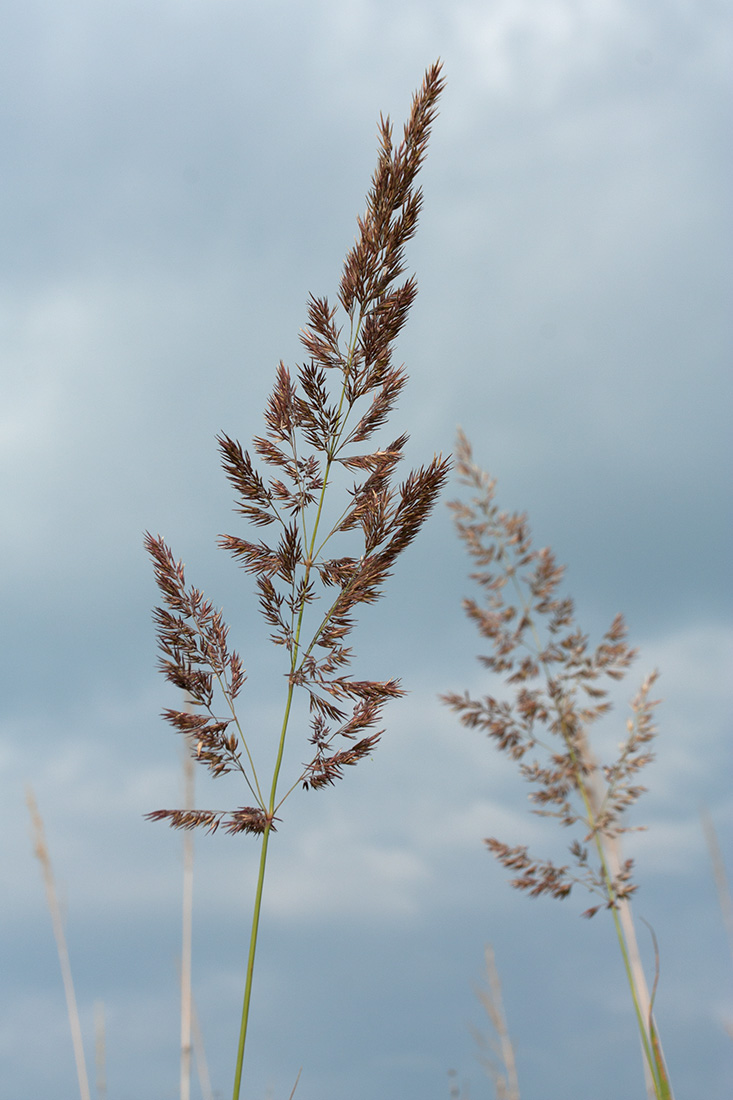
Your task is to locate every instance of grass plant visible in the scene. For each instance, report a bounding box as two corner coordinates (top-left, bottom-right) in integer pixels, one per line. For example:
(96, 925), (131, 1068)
(443, 430), (673, 1100)
(145, 61), (449, 1099)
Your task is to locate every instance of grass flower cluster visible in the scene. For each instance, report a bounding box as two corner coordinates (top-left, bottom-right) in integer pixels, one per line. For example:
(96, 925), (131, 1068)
(443, 429), (673, 1099)
(145, 61), (448, 1097)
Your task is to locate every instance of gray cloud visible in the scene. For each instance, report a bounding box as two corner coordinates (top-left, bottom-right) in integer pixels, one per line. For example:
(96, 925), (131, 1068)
(2, 1), (731, 1097)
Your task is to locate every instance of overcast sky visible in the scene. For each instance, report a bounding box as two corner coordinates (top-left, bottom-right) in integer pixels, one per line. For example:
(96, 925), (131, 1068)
(1, 1), (731, 1098)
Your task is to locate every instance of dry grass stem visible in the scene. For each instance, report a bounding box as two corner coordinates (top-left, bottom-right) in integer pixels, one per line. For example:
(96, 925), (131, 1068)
(94, 1001), (107, 1100)
(443, 430), (672, 1099)
(26, 786), (92, 1100)
(191, 990), (215, 1100)
(177, 956), (215, 1100)
(471, 945), (520, 1100)
(287, 1067), (303, 1099)
(701, 808), (733, 1040)
(701, 807), (733, 971)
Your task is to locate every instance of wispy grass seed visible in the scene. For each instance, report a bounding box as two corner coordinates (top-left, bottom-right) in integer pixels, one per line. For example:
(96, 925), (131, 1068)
(443, 429), (672, 1100)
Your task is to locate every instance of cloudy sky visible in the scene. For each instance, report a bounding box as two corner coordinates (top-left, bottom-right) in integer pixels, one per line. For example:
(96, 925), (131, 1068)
(2, 1), (731, 1098)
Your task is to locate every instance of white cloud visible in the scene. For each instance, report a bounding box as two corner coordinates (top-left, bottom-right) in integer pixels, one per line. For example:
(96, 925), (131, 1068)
(264, 817), (432, 921)
(450, 0), (638, 101)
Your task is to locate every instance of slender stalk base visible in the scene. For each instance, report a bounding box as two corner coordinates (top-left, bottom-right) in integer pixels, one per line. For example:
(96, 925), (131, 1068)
(231, 824), (274, 1100)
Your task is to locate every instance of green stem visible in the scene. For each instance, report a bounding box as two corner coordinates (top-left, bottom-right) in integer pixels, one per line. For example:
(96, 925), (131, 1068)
(607, 900), (661, 1094)
(230, 310), (365, 1099)
(231, 682), (296, 1100)
(231, 819), (273, 1100)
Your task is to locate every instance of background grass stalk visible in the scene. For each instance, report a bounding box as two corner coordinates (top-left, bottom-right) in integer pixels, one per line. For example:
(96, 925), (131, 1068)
(26, 786), (92, 1100)
(444, 430), (673, 1099)
(702, 807), (733, 969)
(473, 945), (520, 1100)
(93, 1001), (107, 1100)
(519, 578), (663, 1096)
(191, 990), (215, 1100)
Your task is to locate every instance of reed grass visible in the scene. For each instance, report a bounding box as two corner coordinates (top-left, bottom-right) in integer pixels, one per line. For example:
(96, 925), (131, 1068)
(145, 61), (448, 1099)
(443, 429), (673, 1099)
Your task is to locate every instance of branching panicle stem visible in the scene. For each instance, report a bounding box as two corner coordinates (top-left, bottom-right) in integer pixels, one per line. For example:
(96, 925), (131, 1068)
(146, 62), (448, 1098)
(444, 430), (672, 1099)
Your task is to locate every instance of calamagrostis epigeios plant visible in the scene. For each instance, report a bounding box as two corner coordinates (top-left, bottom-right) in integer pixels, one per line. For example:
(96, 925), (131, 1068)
(442, 430), (672, 1100)
(145, 62), (448, 1099)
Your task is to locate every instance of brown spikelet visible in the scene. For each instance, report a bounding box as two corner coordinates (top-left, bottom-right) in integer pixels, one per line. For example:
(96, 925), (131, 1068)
(145, 808), (275, 836)
(147, 63), (448, 843)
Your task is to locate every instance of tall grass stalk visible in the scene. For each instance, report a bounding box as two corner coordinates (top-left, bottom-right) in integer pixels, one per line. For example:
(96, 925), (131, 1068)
(94, 1001), (107, 1100)
(26, 786), (92, 1100)
(472, 945), (520, 1100)
(443, 430), (672, 1099)
(702, 807), (733, 969)
(701, 807), (733, 1042)
(145, 62), (448, 1099)
(190, 988), (215, 1100)
(180, 696), (195, 1100)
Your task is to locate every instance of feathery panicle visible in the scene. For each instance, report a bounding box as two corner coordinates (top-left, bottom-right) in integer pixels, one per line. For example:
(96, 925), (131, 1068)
(145, 62), (447, 833)
(145, 63), (447, 1096)
(443, 430), (672, 1099)
(443, 429), (657, 909)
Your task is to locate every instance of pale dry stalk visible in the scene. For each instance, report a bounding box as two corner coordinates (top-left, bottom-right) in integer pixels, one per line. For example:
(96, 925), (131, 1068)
(472, 945), (520, 1100)
(94, 1001), (106, 1100)
(701, 807), (733, 970)
(580, 744), (658, 1098)
(191, 990), (215, 1100)
(26, 786), (92, 1100)
(701, 808), (733, 1041)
